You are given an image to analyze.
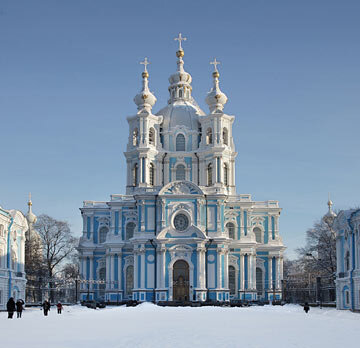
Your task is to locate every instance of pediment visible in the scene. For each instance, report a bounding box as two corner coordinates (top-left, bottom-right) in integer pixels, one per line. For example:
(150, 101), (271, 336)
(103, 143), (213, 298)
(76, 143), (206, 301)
(159, 181), (204, 196)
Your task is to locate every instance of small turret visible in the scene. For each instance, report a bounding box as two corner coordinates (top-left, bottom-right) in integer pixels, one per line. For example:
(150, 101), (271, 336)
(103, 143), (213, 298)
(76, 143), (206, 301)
(205, 58), (228, 113)
(133, 57), (157, 114)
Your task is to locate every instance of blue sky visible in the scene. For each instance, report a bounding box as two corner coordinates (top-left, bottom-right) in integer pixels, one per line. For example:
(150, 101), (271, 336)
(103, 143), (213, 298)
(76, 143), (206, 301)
(1, 0), (359, 258)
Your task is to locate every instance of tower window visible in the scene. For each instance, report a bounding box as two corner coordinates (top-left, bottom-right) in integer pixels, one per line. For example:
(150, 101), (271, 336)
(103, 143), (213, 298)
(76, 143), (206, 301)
(207, 163), (213, 186)
(176, 164), (186, 181)
(176, 134), (185, 151)
(206, 128), (213, 145)
(149, 163), (155, 186)
(226, 222), (235, 239)
(99, 226), (108, 243)
(132, 163), (138, 186)
(224, 163), (229, 186)
(132, 128), (139, 147)
(149, 127), (155, 145)
(126, 222), (136, 240)
(223, 128), (228, 145)
(179, 89), (183, 98)
(253, 227), (262, 243)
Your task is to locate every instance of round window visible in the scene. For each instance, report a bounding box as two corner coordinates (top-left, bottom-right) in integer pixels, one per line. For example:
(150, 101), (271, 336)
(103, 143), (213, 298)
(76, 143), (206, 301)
(173, 213), (189, 231)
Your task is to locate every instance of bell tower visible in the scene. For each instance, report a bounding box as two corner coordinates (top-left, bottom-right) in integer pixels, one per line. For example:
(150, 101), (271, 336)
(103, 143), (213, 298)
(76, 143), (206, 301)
(124, 58), (163, 194)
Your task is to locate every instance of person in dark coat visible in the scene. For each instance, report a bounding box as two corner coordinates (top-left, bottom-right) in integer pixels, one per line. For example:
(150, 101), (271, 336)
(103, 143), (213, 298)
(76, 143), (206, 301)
(16, 299), (24, 318)
(42, 300), (51, 316)
(304, 302), (310, 313)
(7, 297), (16, 319)
(56, 302), (63, 314)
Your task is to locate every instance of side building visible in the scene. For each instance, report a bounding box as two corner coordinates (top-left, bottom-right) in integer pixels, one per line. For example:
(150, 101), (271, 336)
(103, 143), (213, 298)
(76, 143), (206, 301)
(78, 37), (286, 303)
(0, 205), (28, 309)
(334, 208), (360, 311)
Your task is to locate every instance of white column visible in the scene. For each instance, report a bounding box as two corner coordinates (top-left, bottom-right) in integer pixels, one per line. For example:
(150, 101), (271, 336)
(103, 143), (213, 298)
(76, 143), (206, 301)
(161, 249), (166, 288)
(89, 256), (94, 290)
(250, 254), (255, 290)
(111, 255), (115, 289)
(247, 254), (251, 290)
(268, 256), (273, 290)
(118, 254), (122, 290)
(224, 251), (229, 289)
(276, 256), (281, 289)
(200, 250), (206, 288)
(197, 246), (201, 288)
(240, 254), (244, 291)
(140, 250), (145, 289)
(217, 250), (221, 289)
(134, 252), (138, 289)
(106, 254), (110, 290)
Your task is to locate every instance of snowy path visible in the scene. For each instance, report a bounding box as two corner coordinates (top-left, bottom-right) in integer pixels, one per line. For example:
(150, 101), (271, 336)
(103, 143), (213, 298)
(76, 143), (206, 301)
(1, 303), (359, 348)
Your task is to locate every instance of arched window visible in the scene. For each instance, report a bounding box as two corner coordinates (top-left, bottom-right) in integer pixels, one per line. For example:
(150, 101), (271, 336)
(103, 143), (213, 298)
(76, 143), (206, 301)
(253, 227), (262, 243)
(149, 163), (155, 186)
(126, 222), (136, 240)
(206, 128), (213, 144)
(207, 163), (213, 186)
(176, 134), (185, 151)
(179, 88), (183, 98)
(132, 163), (138, 186)
(149, 127), (155, 145)
(223, 128), (228, 145)
(99, 226), (108, 243)
(132, 128), (139, 147)
(176, 164), (186, 181)
(126, 265), (134, 297)
(224, 163), (229, 186)
(226, 222), (235, 239)
(345, 251), (350, 271)
(229, 266), (236, 295)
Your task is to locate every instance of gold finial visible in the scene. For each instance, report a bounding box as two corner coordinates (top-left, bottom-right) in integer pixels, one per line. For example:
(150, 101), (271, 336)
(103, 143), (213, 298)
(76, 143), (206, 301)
(174, 33), (187, 52)
(140, 57), (150, 77)
(28, 192), (32, 206)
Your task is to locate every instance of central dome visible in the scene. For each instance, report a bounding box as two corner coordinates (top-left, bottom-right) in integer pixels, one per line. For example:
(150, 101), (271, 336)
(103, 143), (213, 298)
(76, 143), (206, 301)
(156, 100), (205, 130)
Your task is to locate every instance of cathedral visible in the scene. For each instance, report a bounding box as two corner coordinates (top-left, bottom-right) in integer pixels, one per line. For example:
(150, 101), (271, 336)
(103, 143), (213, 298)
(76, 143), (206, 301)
(78, 35), (285, 303)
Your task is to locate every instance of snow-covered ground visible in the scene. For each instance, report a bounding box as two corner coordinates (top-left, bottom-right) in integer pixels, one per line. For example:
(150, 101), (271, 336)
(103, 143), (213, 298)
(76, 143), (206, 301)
(1, 303), (359, 348)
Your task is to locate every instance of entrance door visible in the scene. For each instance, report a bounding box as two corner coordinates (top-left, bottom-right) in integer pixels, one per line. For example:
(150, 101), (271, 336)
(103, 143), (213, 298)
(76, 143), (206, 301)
(173, 260), (189, 301)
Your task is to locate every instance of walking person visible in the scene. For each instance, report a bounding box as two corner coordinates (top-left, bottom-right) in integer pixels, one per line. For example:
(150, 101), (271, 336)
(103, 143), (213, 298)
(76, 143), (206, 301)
(56, 302), (63, 314)
(16, 299), (24, 318)
(7, 297), (16, 319)
(304, 302), (310, 314)
(42, 300), (51, 316)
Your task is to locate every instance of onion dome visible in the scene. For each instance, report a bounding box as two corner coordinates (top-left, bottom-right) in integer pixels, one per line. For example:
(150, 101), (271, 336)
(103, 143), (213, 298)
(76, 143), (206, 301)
(167, 33), (193, 103)
(133, 57), (157, 113)
(26, 193), (37, 224)
(205, 58), (228, 113)
(323, 194), (337, 225)
(156, 33), (205, 131)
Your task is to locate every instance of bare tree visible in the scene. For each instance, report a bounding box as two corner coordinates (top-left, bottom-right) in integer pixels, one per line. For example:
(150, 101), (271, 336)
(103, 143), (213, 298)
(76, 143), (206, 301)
(297, 218), (337, 278)
(34, 214), (77, 280)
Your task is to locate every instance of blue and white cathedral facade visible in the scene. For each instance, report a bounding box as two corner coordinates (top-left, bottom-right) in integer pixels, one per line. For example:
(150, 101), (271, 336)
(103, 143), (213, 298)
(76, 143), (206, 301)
(78, 35), (285, 303)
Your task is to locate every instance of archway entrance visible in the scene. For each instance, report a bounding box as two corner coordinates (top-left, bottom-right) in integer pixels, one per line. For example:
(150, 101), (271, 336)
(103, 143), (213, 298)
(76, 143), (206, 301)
(173, 260), (189, 301)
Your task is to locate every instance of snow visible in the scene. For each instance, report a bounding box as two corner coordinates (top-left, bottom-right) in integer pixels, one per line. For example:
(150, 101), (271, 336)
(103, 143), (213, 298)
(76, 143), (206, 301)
(2, 303), (359, 348)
